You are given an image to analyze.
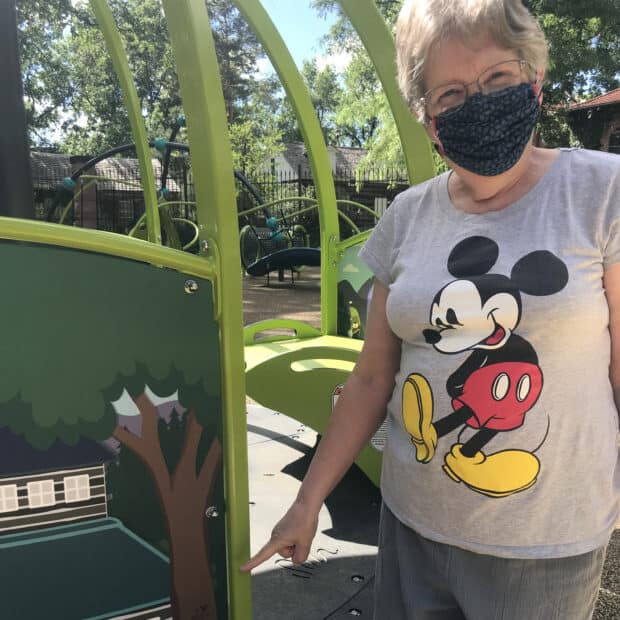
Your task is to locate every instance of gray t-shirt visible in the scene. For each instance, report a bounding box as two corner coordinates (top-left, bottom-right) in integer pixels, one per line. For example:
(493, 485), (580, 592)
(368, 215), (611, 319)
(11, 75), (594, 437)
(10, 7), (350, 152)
(360, 148), (620, 558)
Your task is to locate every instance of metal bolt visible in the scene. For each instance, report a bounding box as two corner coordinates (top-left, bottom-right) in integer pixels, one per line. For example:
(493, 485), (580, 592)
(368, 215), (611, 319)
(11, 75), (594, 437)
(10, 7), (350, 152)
(184, 279), (199, 294)
(205, 506), (219, 518)
(201, 239), (209, 252)
(351, 575), (365, 583)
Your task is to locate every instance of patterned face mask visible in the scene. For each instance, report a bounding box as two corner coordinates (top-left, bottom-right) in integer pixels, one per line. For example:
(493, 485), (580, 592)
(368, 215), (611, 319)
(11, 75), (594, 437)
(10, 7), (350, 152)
(434, 82), (541, 177)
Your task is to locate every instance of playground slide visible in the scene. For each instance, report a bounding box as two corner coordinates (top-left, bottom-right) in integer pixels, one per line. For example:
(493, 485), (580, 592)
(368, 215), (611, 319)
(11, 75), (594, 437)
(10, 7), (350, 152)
(245, 246), (321, 276)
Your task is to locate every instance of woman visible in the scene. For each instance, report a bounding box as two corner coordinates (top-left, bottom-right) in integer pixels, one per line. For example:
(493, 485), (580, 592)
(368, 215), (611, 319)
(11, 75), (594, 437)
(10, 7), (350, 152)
(242, 1), (620, 618)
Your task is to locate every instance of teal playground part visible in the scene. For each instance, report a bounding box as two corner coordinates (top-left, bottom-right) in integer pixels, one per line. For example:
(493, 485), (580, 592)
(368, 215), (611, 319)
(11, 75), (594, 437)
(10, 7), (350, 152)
(0, 1), (435, 618)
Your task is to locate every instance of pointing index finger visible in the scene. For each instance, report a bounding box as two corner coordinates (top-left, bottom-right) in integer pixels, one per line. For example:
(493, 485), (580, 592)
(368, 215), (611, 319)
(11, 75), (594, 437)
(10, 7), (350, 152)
(240, 538), (283, 573)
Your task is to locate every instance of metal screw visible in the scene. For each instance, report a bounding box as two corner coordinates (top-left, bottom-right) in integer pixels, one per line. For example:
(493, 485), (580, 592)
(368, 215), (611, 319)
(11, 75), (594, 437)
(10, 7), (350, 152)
(205, 506), (219, 518)
(184, 279), (199, 294)
(351, 575), (365, 583)
(201, 239), (209, 252)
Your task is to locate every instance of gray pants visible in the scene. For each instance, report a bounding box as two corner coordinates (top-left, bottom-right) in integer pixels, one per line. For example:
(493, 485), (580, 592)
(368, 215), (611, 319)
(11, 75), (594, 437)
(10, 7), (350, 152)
(374, 503), (607, 620)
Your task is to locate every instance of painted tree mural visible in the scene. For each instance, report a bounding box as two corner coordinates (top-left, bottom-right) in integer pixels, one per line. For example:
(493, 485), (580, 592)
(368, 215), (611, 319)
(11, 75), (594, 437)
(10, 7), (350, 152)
(0, 240), (226, 620)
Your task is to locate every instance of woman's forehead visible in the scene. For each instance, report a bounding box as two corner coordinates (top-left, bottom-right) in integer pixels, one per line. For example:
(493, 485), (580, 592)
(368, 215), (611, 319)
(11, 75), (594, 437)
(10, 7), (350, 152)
(424, 34), (519, 90)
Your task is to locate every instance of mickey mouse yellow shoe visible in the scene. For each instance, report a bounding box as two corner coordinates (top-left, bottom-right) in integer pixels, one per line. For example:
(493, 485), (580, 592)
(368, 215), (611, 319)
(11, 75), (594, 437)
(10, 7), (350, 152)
(443, 444), (540, 497)
(402, 373), (437, 463)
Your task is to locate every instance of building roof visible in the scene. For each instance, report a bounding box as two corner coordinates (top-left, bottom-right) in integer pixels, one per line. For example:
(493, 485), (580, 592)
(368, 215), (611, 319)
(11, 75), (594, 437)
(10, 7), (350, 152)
(280, 142), (368, 173)
(30, 152), (72, 190)
(567, 88), (620, 112)
(30, 152), (181, 192)
(332, 145), (368, 171)
(88, 156), (181, 192)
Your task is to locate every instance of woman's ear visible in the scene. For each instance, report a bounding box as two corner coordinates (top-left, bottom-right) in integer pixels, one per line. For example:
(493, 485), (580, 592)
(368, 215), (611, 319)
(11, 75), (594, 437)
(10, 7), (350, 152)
(425, 116), (445, 156)
(534, 68), (545, 104)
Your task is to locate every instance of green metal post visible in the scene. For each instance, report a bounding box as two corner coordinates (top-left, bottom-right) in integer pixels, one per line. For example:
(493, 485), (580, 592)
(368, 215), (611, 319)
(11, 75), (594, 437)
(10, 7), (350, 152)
(90, 0), (161, 245)
(234, 0), (341, 336)
(338, 0), (435, 184)
(0, 0), (34, 218)
(161, 1), (251, 618)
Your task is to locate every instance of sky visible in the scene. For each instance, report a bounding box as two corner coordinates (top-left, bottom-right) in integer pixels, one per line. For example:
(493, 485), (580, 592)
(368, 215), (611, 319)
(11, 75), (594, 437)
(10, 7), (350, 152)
(256, 0), (351, 73)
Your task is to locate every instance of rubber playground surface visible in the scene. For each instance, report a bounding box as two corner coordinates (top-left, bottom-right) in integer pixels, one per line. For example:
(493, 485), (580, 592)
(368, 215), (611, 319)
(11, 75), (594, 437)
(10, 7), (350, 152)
(242, 267), (619, 620)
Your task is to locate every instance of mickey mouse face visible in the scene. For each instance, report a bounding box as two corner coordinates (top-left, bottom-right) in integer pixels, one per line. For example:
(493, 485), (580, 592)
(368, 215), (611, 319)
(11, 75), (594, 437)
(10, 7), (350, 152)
(423, 236), (569, 355)
(427, 279), (519, 354)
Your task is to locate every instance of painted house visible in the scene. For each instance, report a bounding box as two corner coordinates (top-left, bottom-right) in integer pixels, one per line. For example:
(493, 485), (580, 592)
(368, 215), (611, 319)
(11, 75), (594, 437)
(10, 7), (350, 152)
(0, 429), (172, 620)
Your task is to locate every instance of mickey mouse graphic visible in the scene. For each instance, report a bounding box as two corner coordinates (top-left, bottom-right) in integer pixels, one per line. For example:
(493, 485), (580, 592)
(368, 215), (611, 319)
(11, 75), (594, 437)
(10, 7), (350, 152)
(403, 236), (568, 497)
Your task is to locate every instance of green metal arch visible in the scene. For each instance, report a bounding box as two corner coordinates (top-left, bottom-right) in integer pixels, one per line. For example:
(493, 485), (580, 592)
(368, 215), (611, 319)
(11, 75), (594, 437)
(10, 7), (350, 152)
(90, 0), (161, 244)
(338, 0), (435, 184)
(161, 1), (252, 618)
(233, 0), (341, 336)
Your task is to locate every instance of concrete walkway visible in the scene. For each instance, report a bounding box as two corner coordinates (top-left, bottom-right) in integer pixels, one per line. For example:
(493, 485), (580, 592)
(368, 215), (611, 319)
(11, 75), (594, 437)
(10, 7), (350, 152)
(242, 268), (619, 620)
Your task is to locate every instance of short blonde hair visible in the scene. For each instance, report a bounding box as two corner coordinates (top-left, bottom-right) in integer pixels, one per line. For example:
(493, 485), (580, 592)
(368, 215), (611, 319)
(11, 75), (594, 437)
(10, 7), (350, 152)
(396, 0), (548, 120)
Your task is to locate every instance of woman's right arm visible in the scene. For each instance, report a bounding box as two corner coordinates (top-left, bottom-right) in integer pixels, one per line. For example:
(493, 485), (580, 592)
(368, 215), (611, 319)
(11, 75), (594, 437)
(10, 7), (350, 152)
(240, 279), (401, 571)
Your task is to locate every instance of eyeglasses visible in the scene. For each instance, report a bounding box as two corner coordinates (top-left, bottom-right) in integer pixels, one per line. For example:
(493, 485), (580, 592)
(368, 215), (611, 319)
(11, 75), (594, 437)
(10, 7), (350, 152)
(421, 59), (534, 119)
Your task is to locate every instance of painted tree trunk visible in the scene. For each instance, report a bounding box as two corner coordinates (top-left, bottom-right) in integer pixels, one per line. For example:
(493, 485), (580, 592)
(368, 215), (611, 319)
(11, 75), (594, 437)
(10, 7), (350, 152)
(167, 508), (217, 620)
(114, 396), (223, 620)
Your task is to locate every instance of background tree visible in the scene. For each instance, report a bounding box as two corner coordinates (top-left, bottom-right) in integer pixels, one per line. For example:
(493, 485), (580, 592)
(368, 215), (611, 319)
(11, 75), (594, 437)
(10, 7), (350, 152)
(230, 74), (284, 173)
(311, 0), (619, 166)
(16, 0), (74, 149)
(17, 0), (283, 171)
(525, 0), (620, 146)
(310, 0), (408, 169)
(208, 0), (263, 121)
(278, 59), (343, 144)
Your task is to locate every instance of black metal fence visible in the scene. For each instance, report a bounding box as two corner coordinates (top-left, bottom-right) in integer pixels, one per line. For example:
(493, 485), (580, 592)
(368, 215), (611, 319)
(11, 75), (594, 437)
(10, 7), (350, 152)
(238, 166), (409, 245)
(31, 153), (410, 242)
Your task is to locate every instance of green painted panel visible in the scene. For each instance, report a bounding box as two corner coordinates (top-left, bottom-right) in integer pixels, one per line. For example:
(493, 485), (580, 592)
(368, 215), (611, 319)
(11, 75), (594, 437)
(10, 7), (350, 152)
(337, 236), (374, 339)
(0, 241), (227, 620)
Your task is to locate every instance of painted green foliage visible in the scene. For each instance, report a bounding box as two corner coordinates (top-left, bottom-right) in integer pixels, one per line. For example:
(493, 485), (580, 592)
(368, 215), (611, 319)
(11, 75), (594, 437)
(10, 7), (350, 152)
(0, 242), (220, 447)
(0, 241), (225, 620)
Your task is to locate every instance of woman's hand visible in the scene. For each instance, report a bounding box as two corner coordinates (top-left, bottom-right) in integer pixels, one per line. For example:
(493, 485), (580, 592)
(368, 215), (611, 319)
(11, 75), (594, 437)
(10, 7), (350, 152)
(240, 499), (319, 572)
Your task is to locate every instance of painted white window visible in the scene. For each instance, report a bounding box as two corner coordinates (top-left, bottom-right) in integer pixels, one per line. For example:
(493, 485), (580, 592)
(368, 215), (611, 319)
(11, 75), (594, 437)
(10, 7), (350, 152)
(27, 480), (56, 508)
(64, 474), (91, 503)
(0, 484), (18, 513)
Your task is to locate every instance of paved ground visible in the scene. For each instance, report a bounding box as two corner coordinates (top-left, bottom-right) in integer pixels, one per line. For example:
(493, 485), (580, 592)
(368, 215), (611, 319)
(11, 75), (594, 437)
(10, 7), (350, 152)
(242, 266), (322, 329)
(242, 268), (619, 620)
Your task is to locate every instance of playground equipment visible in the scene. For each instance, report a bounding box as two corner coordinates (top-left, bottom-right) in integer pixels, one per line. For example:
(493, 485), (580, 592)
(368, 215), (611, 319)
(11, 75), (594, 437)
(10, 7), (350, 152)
(0, 0), (434, 618)
(45, 139), (264, 253)
(47, 137), (328, 280)
(239, 196), (380, 285)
